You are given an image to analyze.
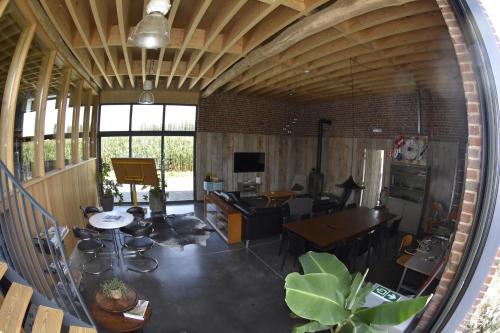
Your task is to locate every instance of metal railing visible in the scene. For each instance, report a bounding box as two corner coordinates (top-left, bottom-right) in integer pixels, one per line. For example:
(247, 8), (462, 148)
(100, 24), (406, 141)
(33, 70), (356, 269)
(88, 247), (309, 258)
(0, 160), (95, 327)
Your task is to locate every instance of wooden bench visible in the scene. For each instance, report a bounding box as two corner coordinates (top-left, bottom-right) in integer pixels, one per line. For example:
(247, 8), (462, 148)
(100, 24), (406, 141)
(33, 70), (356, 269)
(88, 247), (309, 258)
(0, 261), (96, 333)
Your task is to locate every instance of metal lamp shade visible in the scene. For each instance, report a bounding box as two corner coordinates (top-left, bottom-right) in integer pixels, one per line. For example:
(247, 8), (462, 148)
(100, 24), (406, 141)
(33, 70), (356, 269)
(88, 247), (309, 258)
(336, 175), (365, 190)
(139, 91), (154, 104)
(129, 12), (170, 49)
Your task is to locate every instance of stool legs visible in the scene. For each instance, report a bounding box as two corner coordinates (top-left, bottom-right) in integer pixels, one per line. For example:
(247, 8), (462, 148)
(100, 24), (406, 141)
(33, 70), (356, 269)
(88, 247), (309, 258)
(82, 252), (112, 275)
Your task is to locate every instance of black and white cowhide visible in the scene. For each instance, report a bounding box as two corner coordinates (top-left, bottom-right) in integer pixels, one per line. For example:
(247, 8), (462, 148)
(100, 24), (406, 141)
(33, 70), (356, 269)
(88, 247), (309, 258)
(149, 213), (213, 250)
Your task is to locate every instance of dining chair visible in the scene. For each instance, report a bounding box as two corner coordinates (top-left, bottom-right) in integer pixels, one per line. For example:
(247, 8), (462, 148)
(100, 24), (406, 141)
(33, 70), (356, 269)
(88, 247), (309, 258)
(120, 221), (158, 273)
(280, 231), (309, 271)
(72, 227), (112, 275)
(386, 217), (403, 255)
(345, 202), (357, 210)
(278, 198), (313, 256)
(370, 224), (387, 258)
(80, 206), (114, 242)
(351, 230), (375, 271)
(396, 234), (414, 267)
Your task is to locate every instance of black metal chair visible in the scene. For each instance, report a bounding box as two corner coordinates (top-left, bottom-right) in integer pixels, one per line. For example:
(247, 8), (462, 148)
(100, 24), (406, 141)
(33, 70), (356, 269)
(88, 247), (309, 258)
(278, 198), (313, 256)
(351, 229), (375, 271)
(72, 227), (111, 275)
(345, 202), (357, 210)
(120, 221), (158, 273)
(387, 217), (403, 254)
(126, 206), (146, 219)
(280, 231), (310, 271)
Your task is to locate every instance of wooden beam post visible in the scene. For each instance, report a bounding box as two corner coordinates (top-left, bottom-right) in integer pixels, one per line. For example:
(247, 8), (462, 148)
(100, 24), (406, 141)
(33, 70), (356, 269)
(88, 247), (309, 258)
(33, 51), (56, 178)
(202, 0), (417, 97)
(89, 94), (99, 158)
(71, 79), (84, 164)
(55, 67), (72, 170)
(82, 89), (92, 160)
(0, 0), (9, 18)
(0, 24), (36, 172)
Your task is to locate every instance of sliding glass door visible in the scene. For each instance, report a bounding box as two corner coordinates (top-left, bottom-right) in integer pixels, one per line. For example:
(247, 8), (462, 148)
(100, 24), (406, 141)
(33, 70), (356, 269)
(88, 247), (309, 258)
(98, 104), (196, 204)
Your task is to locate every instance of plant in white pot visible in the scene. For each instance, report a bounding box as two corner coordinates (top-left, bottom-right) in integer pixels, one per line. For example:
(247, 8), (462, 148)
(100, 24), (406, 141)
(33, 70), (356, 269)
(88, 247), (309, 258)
(284, 251), (431, 333)
(101, 278), (128, 300)
(98, 162), (123, 211)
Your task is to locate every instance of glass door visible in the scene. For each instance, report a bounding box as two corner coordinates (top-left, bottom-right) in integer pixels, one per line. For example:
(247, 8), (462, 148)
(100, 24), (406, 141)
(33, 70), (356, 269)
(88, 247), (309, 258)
(164, 136), (194, 201)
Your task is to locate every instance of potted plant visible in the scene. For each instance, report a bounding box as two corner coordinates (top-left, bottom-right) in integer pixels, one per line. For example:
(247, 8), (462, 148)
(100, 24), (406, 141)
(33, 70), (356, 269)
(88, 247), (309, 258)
(284, 251), (431, 333)
(98, 162), (123, 211)
(101, 278), (128, 300)
(144, 185), (167, 214)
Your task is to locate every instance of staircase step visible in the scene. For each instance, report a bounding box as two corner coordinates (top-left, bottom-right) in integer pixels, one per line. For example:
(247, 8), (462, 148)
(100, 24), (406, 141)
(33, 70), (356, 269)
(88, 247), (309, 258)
(32, 305), (64, 333)
(69, 326), (98, 333)
(0, 261), (7, 279)
(0, 282), (33, 333)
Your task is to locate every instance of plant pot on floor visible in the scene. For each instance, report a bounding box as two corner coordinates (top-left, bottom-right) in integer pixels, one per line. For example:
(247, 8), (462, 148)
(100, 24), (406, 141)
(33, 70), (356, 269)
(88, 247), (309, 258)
(149, 190), (165, 214)
(101, 196), (114, 211)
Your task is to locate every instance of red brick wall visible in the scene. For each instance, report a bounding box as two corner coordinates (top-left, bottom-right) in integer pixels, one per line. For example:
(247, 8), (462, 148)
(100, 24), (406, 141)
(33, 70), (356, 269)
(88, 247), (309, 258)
(199, 90), (467, 143)
(415, 0), (483, 331)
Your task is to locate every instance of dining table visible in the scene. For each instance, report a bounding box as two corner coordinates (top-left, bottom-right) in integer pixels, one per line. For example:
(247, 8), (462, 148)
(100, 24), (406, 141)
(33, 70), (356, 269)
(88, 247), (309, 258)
(283, 207), (396, 250)
(89, 211), (134, 267)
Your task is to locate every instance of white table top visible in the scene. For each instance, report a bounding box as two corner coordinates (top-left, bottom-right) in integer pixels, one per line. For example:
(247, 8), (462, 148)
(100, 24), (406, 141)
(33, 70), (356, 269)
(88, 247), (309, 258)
(405, 238), (445, 275)
(89, 211), (134, 229)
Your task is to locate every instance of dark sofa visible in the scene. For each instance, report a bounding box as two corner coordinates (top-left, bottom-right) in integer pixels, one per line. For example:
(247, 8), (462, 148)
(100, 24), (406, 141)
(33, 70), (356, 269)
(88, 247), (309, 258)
(213, 191), (339, 242)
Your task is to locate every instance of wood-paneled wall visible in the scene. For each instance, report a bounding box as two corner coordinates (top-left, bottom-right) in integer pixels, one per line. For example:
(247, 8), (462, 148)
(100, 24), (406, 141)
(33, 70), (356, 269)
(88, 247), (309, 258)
(196, 132), (461, 217)
(23, 159), (98, 251)
(196, 132), (394, 201)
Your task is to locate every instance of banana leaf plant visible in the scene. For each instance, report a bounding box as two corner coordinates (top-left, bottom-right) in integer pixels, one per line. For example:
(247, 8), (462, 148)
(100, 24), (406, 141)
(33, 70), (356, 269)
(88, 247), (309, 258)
(284, 252), (431, 333)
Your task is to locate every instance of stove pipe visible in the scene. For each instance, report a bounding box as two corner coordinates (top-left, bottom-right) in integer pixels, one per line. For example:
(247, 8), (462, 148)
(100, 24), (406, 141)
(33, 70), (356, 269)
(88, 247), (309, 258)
(316, 118), (332, 173)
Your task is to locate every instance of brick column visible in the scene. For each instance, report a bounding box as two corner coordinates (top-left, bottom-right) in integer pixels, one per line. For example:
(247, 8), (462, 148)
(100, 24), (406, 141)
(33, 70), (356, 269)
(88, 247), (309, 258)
(416, 0), (483, 330)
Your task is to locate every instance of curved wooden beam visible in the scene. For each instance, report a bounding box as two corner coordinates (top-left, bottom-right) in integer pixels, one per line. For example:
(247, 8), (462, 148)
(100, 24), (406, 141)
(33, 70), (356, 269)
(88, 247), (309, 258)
(202, 0), (417, 98)
(0, 24), (36, 172)
(33, 51), (56, 178)
(55, 67), (72, 170)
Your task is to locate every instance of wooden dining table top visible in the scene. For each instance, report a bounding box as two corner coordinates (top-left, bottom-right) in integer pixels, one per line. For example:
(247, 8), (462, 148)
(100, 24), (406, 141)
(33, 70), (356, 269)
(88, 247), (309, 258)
(284, 207), (397, 249)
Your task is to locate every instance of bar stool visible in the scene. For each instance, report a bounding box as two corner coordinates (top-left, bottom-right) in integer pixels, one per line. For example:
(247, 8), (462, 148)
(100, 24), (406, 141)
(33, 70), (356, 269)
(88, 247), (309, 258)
(72, 227), (112, 275)
(120, 221), (158, 273)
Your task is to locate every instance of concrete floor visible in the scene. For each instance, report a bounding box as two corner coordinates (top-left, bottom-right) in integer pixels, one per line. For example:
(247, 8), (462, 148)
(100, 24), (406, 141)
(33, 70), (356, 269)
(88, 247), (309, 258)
(73, 203), (428, 333)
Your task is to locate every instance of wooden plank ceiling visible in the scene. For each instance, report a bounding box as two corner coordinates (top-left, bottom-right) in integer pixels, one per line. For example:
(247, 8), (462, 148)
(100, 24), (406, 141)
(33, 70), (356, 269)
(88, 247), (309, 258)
(35, 0), (462, 102)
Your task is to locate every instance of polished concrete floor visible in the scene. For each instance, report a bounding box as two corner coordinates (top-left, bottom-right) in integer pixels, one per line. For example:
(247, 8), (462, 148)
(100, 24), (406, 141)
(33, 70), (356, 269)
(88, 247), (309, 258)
(72, 203), (427, 333)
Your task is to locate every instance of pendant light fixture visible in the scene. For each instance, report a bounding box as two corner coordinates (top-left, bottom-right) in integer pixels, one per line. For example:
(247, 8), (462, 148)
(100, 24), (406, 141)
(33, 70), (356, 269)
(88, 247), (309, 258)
(139, 61), (155, 104)
(337, 58), (365, 191)
(129, 0), (171, 49)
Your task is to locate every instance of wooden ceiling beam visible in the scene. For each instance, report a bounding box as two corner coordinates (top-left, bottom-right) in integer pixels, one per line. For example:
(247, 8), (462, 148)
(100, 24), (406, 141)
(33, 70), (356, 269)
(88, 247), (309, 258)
(166, 0), (212, 89)
(257, 40), (453, 95)
(37, 0), (99, 90)
(177, 0), (247, 89)
(90, 0), (123, 88)
(0, 0), (9, 18)
(155, 0), (180, 88)
(116, 0), (134, 87)
(257, 0), (306, 11)
(188, 1), (280, 90)
(64, 0), (112, 88)
(235, 12), (446, 93)
(227, 0), (438, 92)
(201, 0), (421, 97)
(94, 59), (214, 79)
(199, 0), (330, 91)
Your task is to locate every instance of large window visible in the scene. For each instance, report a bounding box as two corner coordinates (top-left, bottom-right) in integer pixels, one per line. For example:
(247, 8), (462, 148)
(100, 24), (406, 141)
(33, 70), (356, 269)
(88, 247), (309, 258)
(98, 104), (197, 203)
(44, 98), (58, 172)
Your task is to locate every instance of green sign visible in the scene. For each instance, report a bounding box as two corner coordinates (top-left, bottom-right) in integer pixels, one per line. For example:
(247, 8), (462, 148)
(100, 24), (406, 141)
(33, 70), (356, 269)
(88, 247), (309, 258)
(372, 286), (401, 302)
(373, 286), (389, 297)
(384, 291), (401, 302)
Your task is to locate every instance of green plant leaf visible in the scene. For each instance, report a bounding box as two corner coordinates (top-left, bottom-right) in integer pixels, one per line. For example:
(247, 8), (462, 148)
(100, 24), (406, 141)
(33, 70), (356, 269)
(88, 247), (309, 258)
(354, 295), (431, 325)
(299, 252), (351, 290)
(336, 320), (388, 333)
(291, 320), (332, 333)
(351, 283), (373, 312)
(285, 272), (349, 326)
(345, 271), (366, 310)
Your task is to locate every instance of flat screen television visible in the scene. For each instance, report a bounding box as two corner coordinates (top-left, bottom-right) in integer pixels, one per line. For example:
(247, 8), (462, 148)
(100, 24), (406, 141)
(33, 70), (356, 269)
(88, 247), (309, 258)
(234, 152), (265, 173)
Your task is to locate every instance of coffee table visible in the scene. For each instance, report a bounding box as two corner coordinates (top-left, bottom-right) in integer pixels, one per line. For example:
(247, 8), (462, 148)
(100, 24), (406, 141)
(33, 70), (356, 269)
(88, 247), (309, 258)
(262, 190), (297, 206)
(89, 211), (134, 267)
(91, 301), (152, 333)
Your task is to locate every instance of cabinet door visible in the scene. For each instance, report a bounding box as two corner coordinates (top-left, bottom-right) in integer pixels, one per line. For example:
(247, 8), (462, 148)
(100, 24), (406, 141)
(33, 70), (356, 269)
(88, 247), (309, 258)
(386, 196), (404, 218)
(400, 201), (422, 234)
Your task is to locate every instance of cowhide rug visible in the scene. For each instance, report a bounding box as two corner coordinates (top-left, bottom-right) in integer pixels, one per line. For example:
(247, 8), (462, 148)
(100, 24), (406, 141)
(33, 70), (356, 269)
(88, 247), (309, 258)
(149, 213), (213, 251)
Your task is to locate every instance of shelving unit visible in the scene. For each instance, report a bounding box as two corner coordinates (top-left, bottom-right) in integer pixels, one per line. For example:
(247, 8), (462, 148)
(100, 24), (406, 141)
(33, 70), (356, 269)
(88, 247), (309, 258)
(387, 163), (430, 235)
(204, 193), (242, 244)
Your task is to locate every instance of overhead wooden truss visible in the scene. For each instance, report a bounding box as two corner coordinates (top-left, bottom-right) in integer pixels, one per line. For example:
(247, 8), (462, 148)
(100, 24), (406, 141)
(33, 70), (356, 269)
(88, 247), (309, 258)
(31, 0), (462, 102)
